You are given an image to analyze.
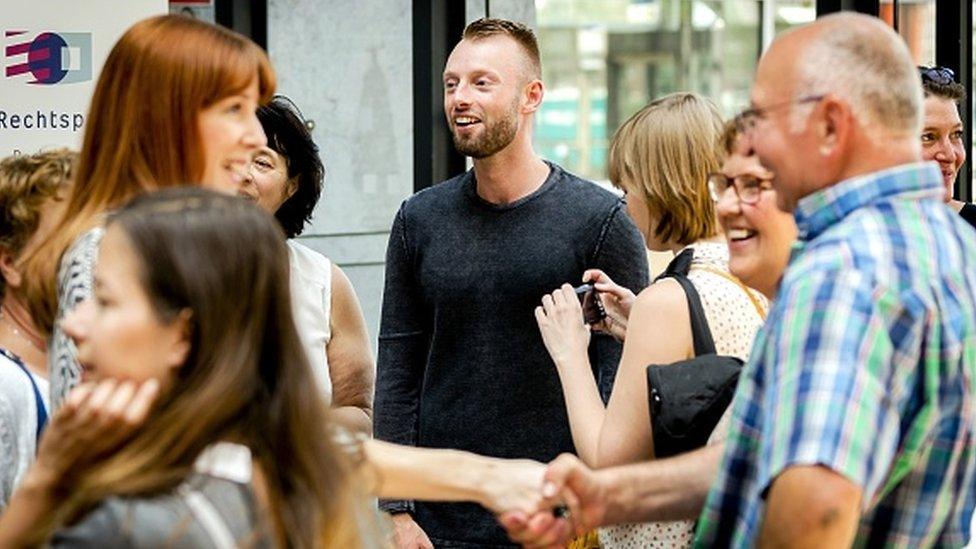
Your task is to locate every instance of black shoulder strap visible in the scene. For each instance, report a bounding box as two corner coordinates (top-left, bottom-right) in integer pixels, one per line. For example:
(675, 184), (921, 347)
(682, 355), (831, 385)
(654, 248), (717, 356)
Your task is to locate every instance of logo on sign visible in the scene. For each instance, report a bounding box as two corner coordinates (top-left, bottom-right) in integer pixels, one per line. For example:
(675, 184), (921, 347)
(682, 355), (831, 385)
(5, 31), (92, 85)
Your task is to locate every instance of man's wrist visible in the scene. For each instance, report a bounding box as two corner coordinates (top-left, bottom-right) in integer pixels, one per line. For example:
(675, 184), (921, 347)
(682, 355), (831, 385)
(595, 466), (625, 526)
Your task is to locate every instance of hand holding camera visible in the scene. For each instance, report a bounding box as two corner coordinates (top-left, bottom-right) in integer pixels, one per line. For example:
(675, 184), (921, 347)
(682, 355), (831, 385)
(534, 284), (593, 371)
(573, 283), (607, 325)
(581, 269), (636, 342)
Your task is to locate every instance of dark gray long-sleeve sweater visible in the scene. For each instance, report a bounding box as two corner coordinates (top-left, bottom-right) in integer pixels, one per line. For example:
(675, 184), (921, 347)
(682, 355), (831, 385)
(374, 162), (649, 547)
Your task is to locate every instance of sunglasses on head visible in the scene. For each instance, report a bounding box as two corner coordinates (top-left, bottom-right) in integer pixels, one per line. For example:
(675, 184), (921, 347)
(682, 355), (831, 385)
(918, 66), (956, 87)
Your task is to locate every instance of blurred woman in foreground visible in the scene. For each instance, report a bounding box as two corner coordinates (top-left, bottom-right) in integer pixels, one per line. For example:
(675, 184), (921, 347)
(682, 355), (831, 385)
(1, 189), (551, 547)
(1, 190), (374, 546)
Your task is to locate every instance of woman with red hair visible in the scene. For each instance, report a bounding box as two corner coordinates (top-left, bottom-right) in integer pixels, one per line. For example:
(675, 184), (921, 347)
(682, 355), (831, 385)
(21, 14), (276, 410)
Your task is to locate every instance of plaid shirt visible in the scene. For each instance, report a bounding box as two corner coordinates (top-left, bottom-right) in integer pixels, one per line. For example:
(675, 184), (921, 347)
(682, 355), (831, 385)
(695, 163), (976, 548)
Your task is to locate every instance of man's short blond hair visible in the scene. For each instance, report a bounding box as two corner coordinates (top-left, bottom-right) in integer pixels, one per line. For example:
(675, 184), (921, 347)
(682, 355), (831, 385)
(463, 17), (541, 81)
(609, 93), (723, 246)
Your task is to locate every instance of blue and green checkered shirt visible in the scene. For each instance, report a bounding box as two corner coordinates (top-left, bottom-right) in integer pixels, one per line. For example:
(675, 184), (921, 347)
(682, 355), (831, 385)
(695, 162), (976, 547)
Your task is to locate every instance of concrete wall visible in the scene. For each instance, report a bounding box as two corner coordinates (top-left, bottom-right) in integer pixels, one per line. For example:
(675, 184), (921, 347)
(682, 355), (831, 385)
(466, 0), (537, 26)
(268, 0), (414, 353)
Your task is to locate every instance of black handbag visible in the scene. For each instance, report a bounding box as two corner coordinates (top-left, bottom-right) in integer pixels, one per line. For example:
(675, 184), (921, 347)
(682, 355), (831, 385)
(646, 248), (744, 458)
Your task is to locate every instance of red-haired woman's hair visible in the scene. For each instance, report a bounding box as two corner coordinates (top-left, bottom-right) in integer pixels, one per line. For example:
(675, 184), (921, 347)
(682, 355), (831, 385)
(22, 14), (275, 333)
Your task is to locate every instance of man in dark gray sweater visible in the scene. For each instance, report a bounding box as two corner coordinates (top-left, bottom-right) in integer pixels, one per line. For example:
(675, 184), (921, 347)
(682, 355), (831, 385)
(374, 18), (648, 548)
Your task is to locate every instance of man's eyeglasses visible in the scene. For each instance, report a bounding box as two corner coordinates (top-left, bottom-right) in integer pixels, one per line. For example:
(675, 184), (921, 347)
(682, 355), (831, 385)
(918, 66), (956, 87)
(707, 173), (773, 205)
(736, 95), (825, 130)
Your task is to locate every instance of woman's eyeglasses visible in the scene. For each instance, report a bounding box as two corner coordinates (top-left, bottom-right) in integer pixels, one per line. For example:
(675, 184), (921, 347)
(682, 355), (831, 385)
(918, 66), (956, 87)
(707, 173), (773, 205)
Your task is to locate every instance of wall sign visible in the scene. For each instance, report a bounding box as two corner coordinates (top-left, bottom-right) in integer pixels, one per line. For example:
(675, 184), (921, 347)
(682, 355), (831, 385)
(1, 1), (166, 156)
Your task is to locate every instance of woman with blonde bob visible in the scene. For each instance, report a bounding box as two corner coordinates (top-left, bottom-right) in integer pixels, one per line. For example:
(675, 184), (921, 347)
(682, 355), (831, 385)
(21, 14), (274, 409)
(534, 92), (768, 547)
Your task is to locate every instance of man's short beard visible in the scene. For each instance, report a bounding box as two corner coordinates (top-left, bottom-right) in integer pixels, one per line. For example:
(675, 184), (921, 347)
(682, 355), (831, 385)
(452, 105), (520, 158)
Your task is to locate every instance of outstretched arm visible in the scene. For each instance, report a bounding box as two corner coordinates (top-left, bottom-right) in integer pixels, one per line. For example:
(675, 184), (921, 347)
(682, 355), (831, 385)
(500, 445), (723, 546)
(364, 439), (547, 516)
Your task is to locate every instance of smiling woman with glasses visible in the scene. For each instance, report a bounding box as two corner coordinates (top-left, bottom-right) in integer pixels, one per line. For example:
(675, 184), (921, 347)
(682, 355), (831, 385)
(712, 121), (797, 300)
(707, 172), (774, 205)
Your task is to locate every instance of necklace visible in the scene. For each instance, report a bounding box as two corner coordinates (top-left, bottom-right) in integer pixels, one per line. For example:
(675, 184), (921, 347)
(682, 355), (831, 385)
(0, 304), (45, 353)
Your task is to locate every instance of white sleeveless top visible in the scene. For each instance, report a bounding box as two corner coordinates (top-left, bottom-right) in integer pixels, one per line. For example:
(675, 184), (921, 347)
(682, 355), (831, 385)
(599, 241), (768, 549)
(287, 241), (333, 402)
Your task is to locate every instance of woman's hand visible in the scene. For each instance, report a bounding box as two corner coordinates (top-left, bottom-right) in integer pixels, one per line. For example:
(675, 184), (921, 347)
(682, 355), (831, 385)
(33, 378), (159, 486)
(535, 284), (591, 371)
(0, 379), (160, 547)
(479, 458), (549, 517)
(583, 269), (636, 342)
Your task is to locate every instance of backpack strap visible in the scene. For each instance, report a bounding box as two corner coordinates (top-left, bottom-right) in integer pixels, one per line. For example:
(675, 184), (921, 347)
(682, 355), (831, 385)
(180, 484), (238, 549)
(1, 348), (47, 442)
(654, 248), (717, 356)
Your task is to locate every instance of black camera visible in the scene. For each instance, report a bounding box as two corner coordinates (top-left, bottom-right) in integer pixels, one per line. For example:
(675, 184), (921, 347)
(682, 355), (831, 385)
(574, 283), (607, 325)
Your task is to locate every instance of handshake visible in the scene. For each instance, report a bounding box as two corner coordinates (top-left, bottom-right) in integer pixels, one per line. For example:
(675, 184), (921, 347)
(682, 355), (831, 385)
(379, 447), (615, 549)
(381, 439), (719, 548)
(494, 454), (608, 548)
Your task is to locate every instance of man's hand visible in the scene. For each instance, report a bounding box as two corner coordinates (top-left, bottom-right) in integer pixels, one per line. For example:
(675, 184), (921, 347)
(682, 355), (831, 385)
(499, 454), (609, 547)
(391, 513), (433, 549)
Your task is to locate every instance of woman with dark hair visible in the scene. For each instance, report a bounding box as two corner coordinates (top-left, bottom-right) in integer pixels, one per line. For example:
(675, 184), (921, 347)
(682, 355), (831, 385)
(920, 67), (976, 548)
(21, 14), (275, 410)
(918, 65), (976, 229)
(241, 96), (372, 433)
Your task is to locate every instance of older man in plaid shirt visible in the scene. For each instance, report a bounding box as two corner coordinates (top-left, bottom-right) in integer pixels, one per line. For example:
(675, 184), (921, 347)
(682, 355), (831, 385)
(694, 12), (976, 548)
(500, 11), (976, 549)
